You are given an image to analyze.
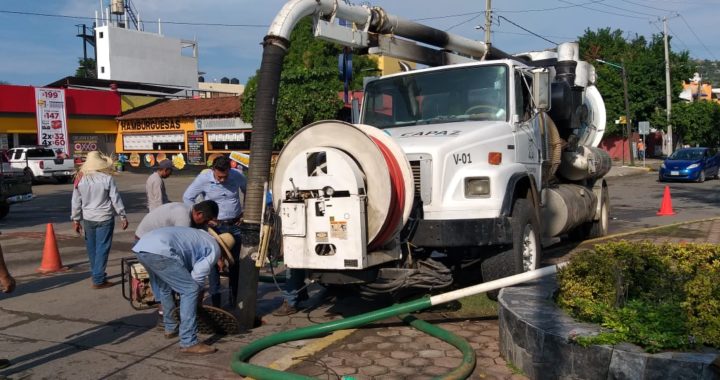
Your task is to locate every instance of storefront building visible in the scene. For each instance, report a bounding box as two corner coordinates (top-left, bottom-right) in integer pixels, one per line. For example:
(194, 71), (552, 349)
(115, 96), (250, 170)
(0, 84), (120, 160)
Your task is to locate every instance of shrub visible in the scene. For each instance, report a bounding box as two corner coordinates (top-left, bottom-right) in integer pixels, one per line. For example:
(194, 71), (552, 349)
(556, 241), (720, 353)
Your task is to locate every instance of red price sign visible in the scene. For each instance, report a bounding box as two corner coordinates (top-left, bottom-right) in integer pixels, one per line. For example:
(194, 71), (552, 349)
(41, 90), (59, 99)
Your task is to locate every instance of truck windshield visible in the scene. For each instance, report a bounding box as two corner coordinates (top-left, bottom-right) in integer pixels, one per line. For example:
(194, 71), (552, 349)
(361, 64), (508, 129)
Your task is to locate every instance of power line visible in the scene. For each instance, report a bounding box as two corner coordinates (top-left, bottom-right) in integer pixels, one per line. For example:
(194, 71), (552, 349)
(496, 15), (557, 45)
(493, 0), (608, 14)
(0, 9), (268, 28)
(594, 1), (665, 17)
(444, 13), (483, 32)
(614, 0), (675, 13)
(667, 25), (691, 53)
(678, 14), (718, 60)
(556, 0), (652, 20)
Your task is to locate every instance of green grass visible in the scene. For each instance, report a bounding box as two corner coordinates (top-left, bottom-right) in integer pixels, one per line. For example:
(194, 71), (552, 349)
(455, 293), (499, 318)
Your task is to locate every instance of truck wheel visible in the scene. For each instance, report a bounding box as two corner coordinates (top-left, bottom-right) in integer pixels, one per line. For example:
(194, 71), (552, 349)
(569, 186), (609, 240)
(481, 198), (541, 300)
(0, 201), (9, 220)
(24, 168), (36, 184)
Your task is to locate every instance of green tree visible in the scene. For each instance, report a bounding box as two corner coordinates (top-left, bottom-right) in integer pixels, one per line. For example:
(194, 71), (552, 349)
(241, 18), (378, 148)
(579, 28), (693, 136)
(669, 101), (720, 147)
(75, 58), (97, 79)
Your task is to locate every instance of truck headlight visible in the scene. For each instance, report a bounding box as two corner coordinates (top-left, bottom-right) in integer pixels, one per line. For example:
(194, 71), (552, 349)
(687, 163), (699, 169)
(660, 163), (666, 169)
(464, 177), (490, 197)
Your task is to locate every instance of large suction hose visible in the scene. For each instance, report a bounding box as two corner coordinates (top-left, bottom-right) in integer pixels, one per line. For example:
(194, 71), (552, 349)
(230, 264), (566, 378)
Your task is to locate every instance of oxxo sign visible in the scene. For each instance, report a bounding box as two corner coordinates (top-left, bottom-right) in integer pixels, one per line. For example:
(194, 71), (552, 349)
(74, 142), (98, 151)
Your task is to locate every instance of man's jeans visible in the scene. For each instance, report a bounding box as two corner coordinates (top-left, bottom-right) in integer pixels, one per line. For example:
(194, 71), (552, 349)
(283, 268), (306, 307)
(209, 223), (241, 304)
(136, 251), (200, 348)
(82, 219), (114, 285)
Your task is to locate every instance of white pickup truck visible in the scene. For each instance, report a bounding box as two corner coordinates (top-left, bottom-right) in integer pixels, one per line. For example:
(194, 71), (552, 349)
(8, 146), (75, 184)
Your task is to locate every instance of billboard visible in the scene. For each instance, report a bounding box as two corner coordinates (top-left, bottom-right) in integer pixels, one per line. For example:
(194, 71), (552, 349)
(35, 88), (70, 156)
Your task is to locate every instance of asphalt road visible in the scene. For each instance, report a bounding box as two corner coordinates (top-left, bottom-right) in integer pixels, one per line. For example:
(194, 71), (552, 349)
(607, 170), (720, 233)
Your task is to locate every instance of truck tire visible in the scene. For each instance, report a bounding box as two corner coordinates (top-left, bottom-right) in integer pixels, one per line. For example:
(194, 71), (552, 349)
(0, 201), (9, 220)
(24, 168), (36, 184)
(569, 186), (609, 240)
(481, 198), (541, 300)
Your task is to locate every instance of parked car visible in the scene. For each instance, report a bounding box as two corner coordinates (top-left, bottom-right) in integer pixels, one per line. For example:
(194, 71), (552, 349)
(0, 151), (33, 219)
(658, 147), (720, 182)
(7, 146), (75, 184)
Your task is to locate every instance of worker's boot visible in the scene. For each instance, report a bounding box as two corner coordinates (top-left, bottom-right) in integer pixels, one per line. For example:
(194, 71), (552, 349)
(211, 294), (222, 308)
(272, 300), (298, 316)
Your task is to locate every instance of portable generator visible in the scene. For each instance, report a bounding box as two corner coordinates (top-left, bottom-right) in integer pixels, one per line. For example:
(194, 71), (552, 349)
(121, 256), (156, 310)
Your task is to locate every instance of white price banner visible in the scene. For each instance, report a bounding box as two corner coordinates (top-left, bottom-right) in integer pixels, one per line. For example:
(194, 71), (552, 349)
(35, 88), (70, 156)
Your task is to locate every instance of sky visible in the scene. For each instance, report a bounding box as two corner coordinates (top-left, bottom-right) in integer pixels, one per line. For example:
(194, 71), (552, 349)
(1, 0), (719, 87)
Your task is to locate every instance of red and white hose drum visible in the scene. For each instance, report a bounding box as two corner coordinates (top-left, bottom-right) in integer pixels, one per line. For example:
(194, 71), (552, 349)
(273, 121), (414, 269)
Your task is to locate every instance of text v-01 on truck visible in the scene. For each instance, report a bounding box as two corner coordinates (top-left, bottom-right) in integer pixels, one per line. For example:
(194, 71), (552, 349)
(265, 1), (611, 298)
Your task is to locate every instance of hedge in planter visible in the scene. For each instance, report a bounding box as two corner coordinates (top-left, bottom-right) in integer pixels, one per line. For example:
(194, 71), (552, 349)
(556, 241), (720, 353)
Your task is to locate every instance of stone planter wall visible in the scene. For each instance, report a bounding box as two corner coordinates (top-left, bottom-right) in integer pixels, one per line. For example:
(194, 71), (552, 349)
(498, 275), (720, 380)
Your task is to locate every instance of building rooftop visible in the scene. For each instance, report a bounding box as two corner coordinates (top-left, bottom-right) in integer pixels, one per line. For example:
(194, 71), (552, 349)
(117, 96), (241, 120)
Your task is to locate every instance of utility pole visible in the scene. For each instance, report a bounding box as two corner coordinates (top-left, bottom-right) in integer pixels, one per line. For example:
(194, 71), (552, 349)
(663, 17), (673, 155)
(484, 0), (492, 45)
(621, 58), (635, 166)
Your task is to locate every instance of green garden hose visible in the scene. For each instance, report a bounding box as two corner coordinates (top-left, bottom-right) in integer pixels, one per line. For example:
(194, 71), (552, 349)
(231, 264), (563, 379)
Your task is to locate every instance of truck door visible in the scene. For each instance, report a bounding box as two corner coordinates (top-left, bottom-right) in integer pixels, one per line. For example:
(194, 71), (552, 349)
(513, 71), (542, 181)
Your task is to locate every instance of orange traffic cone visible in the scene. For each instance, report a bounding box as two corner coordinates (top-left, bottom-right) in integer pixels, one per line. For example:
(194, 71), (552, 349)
(657, 185), (676, 216)
(37, 223), (68, 274)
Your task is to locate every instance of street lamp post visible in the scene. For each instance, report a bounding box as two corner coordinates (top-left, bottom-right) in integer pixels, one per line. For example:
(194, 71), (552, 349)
(597, 59), (635, 166)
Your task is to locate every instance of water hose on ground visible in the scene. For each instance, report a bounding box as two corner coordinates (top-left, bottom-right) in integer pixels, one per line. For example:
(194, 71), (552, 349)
(399, 314), (476, 380)
(230, 264), (566, 379)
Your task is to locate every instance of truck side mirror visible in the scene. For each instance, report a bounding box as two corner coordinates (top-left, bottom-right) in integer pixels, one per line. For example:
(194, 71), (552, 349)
(532, 70), (551, 111)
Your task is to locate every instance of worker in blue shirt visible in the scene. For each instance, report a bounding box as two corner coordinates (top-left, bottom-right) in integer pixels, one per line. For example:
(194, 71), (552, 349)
(183, 156), (246, 308)
(132, 226), (235, 355)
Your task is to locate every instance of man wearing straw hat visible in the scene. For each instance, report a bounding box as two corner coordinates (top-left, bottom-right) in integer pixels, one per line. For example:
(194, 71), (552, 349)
(132, 226), (235, 354)
(71, 151), (128, 289)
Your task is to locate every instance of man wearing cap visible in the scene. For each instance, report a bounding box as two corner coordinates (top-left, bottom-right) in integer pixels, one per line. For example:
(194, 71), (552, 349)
(132, 226), (235, 355)
(183, 156), (246, 308)
(146, 159), (173, 211)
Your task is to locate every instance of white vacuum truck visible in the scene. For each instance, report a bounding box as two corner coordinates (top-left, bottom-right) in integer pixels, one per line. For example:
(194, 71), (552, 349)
(267, 2), (610, 298)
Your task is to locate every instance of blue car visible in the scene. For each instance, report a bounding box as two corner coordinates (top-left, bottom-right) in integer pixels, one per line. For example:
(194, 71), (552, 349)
(658, 147), (720, 182)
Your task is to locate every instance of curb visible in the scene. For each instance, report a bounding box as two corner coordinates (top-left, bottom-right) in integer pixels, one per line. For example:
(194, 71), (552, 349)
(578, 216), (720, 246)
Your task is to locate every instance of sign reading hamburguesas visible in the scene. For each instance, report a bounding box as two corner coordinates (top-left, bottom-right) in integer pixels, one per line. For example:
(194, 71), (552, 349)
(35, 88), (70, 156)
